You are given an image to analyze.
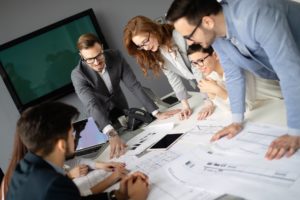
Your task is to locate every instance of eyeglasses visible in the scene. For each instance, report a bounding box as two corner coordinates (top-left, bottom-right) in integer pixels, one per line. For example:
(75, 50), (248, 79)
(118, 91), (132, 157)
(190, 54), (211, 67)
(136, 32), (151, 50)
(184, 20), (202, 42)
(82, 52), (105, 64)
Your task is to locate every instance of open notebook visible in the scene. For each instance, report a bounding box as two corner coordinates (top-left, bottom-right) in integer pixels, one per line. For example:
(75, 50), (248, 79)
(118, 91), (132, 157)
(73, 117), (108, 156)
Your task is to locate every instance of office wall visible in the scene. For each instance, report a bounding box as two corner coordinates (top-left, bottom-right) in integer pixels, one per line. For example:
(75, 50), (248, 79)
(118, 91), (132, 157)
(0, 0), (175, 170)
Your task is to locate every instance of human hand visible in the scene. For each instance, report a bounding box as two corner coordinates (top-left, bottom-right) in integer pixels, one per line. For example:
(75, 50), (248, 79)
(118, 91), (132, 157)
(95, 161), (126, 172)
(109, 134), (128, 159)
(210, 123), (243, 142)
(197, 104), (215, 120)
(110, 165), (130, 183)
(198, 79), (220, 94)
(265, 134), (300, 160)
(116, 171), (149, 200)
(67, 164), (89, 179)
(178, 99), (192, 120)
(155, 109), (181, 120)
(127, 172), (149, 200)
(178, 107), (192, 120)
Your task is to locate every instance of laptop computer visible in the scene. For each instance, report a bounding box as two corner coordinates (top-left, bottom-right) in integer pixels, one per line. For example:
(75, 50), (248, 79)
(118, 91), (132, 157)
(73, 117), (108, 156)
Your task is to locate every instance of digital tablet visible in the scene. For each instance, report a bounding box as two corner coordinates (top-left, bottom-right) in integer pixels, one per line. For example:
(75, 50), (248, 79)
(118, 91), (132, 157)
(148, 133), (184, 150)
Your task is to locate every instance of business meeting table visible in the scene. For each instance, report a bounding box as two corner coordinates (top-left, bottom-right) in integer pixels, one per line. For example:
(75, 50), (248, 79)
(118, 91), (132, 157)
(91, 92), (300, 200)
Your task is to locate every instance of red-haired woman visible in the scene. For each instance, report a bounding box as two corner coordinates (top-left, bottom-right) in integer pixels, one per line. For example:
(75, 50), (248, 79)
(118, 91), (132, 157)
(124, 16), (213, 120)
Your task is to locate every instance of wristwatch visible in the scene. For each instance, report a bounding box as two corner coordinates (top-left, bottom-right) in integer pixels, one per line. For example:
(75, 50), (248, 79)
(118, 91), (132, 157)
(109, 190), (117, 200)
(108, 130), (118, 138)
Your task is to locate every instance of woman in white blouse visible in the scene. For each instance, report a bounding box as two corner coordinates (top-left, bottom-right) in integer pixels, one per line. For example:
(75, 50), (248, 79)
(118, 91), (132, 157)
(187, 44), (283, 118)
(123, 16), (212, 120)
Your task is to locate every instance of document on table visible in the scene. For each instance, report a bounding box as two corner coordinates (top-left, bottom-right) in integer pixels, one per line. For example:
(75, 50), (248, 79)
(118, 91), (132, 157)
(211, 122), (300, 158)
(125, 122), (174, 156)
(148, 168), (222, 200)
(112, 150), (180, 175)
(165, 146), (300, 200)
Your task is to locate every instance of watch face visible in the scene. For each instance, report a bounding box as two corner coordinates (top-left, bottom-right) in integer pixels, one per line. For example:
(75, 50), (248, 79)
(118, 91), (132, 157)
(110, 190), (117, 200)
(108, 130), (118, 137)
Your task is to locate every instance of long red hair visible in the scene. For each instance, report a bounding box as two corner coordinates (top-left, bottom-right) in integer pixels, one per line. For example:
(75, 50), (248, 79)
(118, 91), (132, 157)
(0, 132), (27, 200)
(123, 16), (174, 76)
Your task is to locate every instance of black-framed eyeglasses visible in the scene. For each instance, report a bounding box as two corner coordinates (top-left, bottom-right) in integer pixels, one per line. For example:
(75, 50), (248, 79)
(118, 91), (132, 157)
(184, 20), (202, 42)
(136, 32), (151, 50)
(82, 51), (105, 64)
(191, 54), (211, 67)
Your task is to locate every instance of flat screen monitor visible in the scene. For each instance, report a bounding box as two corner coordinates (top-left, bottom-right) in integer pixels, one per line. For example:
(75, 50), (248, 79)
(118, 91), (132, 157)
(0, 8), (108, 112)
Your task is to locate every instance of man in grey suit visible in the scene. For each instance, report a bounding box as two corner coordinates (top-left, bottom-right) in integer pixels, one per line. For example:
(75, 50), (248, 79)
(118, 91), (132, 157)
(71, 33), (175, 158)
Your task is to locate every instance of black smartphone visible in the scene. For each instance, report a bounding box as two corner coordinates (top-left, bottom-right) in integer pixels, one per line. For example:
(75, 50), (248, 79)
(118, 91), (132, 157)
(162, 96), (179, 105)
(148, 133), (184, 150)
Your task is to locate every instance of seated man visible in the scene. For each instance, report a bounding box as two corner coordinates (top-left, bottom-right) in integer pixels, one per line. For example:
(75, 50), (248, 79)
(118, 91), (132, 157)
(71, 33), (178, 159)
(6, 102), (149, 200)
(187, 44), (282, 119)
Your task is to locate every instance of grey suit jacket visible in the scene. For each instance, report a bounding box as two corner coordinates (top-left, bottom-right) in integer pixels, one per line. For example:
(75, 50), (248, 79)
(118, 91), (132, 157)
(161, 30), (203, 101)
(71, 49), (158, 130)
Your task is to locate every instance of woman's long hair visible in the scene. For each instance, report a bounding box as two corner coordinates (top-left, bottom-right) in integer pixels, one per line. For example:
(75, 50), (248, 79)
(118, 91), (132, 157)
(123, 16), (174, 76)
(0, 133), (27, 200)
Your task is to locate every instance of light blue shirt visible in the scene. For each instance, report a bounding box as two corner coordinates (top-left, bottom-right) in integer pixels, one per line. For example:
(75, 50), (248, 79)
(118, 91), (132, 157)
(212, 0), (300, 134)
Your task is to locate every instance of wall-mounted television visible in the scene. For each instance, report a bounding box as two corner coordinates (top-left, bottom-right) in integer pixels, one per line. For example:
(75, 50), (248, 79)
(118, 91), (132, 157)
(0, 8), (108, 112)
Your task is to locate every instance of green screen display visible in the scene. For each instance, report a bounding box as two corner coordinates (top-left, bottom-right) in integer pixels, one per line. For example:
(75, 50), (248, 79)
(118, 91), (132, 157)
(0, 10), (105, 111)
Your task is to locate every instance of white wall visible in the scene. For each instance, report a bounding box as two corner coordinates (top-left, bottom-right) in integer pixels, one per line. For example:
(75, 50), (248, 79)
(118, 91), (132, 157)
(0, 0), (176, 170)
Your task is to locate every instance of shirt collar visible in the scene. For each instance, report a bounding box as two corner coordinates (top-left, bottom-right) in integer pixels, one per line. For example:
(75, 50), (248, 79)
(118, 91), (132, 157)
(45, 159), (66, 175)
(99, 64), (107, 75)
(220, 0), (233, 40)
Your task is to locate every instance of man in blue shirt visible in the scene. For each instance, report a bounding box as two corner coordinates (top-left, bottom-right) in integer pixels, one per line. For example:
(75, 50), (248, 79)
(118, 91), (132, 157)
(166, 0), (300, 160)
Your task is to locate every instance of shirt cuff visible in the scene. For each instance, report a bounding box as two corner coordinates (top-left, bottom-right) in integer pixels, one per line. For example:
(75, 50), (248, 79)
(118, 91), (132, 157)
(152, 110), (159, 116)
(232, 113), (244, 124)
(203, 99), (214, 107)
(102, 124), (114, 135)
(288, 127), (300, 136)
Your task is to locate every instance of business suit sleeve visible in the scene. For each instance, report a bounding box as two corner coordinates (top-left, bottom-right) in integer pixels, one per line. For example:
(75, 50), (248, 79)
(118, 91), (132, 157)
(251, 5), (300, 134)
(45, 176), (81, 200)
(119, 52), (158, 112)
(162, 66), (189, 101)
(71, 69), (111, 130)
(213, 39), (246, 122)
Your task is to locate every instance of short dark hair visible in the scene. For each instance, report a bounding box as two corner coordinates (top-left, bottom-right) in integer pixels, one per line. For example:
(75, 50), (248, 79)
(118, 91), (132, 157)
(77, 33), (102, 51)
(187, 44), (214, 56)
(17, 102), (79, 156)
(166, 0), (222, 25)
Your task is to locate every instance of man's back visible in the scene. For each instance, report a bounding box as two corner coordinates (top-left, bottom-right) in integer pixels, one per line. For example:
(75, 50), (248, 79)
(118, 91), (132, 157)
(6, 152), (80, 200)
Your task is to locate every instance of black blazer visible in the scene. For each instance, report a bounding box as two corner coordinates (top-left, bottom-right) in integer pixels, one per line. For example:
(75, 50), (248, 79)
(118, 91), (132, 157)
(0, 167), (3, 183)
(71, 49), (158, 130)
(6, 152), (108, 200)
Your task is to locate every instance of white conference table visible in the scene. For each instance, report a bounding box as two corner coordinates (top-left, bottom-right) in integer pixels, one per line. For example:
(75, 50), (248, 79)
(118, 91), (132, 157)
(93, 92), (298, 200)
(95, 92), (287, 160)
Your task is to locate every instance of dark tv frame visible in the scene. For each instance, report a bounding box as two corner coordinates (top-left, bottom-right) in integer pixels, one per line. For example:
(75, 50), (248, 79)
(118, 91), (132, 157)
(0, 8), (108, 113)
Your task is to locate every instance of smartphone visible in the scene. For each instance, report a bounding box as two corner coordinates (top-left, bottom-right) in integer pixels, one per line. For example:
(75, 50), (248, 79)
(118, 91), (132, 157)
(162, 96), (179, 105)
(148, 133), (184, 150)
